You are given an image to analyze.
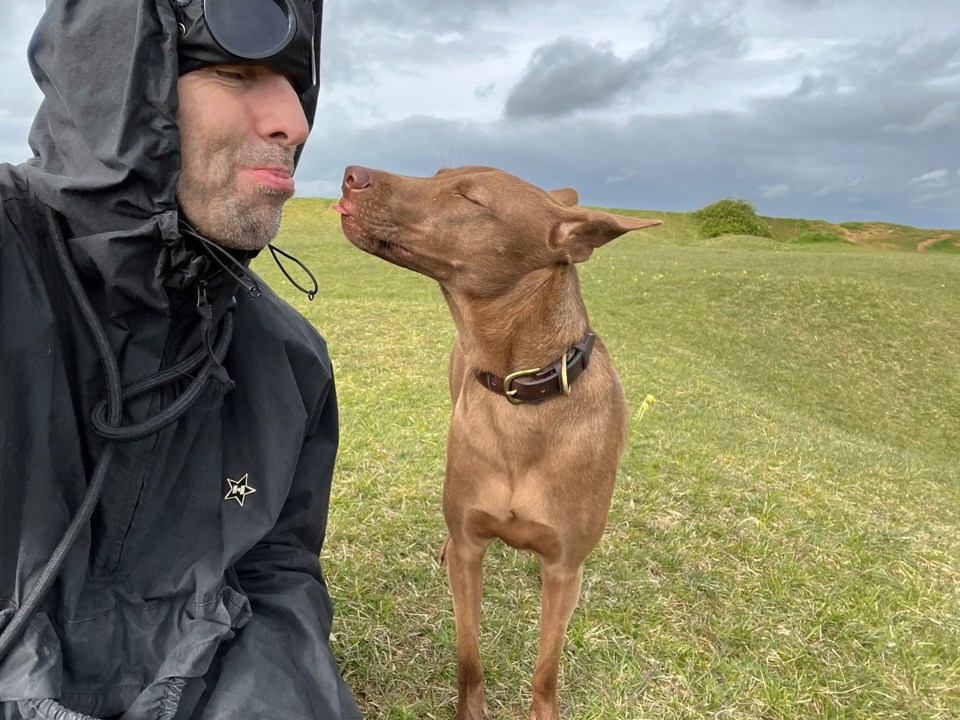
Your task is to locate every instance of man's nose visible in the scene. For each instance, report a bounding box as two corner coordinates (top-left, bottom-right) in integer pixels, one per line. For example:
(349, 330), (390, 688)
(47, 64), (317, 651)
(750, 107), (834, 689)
(251, 75), (309, 148)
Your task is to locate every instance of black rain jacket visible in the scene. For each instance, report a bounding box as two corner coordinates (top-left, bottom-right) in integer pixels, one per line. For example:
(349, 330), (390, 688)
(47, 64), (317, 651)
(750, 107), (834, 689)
(0, 1), (360, 718)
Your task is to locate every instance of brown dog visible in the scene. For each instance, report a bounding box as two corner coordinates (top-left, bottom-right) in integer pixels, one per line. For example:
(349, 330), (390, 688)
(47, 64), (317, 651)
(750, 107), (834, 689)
(334, 165), (661, 720)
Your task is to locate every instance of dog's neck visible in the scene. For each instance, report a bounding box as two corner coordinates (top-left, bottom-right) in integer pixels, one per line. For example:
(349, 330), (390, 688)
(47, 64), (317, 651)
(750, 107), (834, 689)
(442, 264), (590, 376)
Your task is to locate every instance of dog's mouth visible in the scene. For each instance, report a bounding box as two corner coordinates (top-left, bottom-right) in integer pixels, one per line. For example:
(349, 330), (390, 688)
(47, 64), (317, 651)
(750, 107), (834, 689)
(333, 198), (414, 261)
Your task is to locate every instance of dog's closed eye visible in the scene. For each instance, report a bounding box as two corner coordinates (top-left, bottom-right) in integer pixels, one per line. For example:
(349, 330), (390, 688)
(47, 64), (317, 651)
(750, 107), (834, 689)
(454, 192), (486, 208)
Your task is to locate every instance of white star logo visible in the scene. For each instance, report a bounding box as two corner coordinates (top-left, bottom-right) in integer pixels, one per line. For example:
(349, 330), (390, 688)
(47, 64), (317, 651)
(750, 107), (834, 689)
(224, 473), (257, 507)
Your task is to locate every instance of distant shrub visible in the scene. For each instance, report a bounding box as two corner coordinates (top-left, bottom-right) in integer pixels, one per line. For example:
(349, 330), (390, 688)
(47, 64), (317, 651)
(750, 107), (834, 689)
(793, 230), (845, 244)
(840, 221), (865, 231)
(694, 199), (772, 239)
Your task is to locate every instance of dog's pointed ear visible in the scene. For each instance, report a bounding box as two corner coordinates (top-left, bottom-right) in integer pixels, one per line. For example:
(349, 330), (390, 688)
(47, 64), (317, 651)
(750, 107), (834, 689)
(551, 209), (662, 263)
(548, 188), (579, 207)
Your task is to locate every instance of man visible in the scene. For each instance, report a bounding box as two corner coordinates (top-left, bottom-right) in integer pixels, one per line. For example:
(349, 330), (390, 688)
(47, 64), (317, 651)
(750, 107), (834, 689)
(0, 1), (361, 718)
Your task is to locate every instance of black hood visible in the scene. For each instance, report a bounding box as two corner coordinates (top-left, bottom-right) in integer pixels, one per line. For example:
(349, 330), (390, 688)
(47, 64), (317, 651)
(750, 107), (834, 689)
(20, 0), (322, 241)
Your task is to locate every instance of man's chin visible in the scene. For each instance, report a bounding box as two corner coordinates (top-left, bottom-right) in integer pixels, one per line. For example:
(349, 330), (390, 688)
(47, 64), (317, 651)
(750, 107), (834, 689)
(180, 197), (285, 251)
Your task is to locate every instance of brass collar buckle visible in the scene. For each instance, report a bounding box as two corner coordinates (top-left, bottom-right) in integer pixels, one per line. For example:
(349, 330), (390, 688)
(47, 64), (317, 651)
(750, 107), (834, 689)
(474, 332), (597, 406)
(503, 365), (544, 405)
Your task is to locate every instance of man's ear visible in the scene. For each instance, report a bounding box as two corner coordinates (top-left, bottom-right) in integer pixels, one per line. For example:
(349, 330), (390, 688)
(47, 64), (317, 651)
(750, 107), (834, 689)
(548, 188), (579, 207)
(551, 209), (662, 263)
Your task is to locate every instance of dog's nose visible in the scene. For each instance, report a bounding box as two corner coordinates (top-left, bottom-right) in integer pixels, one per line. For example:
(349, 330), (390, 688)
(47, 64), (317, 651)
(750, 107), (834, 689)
(343, 165), (372, 191)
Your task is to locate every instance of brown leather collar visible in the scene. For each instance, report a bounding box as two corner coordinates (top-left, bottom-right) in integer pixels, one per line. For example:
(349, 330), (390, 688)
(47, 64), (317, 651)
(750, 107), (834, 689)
(473, 332), (597, 405)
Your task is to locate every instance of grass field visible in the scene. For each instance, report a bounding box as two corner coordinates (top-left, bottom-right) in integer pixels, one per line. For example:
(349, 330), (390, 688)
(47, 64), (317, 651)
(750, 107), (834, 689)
(256, 199), (960, 719)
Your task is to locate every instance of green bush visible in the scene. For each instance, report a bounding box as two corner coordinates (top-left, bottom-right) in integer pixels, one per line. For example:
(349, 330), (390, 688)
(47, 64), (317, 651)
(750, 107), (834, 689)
(694, 198), (772, 239)
(792, 230), (845, 244)
(925, 239), (960, 254)
(840, 221), (865, 231)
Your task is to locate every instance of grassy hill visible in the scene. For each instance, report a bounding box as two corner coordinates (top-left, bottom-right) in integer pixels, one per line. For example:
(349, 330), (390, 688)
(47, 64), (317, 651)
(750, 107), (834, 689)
(588, 203), (960, 254)
(256, 199), (960, 719)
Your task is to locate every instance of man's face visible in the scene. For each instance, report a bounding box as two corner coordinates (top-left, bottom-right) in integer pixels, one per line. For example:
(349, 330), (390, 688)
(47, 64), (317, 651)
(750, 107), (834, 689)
(176, 64), (310, 250)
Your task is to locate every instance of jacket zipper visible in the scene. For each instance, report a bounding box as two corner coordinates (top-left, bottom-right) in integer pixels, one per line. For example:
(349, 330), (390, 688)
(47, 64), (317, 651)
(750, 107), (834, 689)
(107, 274), (223, 572)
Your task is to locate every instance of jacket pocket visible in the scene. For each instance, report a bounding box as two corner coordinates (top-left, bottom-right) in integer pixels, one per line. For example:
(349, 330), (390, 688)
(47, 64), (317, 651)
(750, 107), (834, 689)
(58, 585), (251, 718)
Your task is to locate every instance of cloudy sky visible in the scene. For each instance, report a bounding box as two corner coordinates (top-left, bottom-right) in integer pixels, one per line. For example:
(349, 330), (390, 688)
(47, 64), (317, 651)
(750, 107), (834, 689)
(2, 0), (959, 228)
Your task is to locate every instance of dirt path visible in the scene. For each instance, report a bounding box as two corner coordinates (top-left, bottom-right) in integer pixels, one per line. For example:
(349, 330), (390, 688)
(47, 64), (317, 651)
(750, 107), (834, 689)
(836, 225), (900, 250)
(917, 233), (951, 252)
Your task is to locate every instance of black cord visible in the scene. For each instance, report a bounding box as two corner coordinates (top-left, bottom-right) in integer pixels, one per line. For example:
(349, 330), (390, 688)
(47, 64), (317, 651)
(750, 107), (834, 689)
(179, 220), (262, 298)
(179, 218), (319, 302)
(89, 314), (233, 442)
(268, 243), (319, 301)
(0, 210), (123, 661)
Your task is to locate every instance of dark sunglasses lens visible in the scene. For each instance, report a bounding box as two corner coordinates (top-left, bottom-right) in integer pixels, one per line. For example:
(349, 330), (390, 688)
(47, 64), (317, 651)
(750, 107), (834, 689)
(205, 0), (297, 59)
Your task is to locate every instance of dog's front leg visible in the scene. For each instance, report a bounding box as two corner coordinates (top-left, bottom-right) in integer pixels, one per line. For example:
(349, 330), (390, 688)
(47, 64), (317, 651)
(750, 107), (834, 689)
(530, 560), (584, 720)
(444, 533), (490, 720)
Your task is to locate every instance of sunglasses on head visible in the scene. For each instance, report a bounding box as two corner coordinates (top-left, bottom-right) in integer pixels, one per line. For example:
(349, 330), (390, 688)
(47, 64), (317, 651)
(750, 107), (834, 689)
(204, 0), (297, 59)
(176, 0), (319, 93)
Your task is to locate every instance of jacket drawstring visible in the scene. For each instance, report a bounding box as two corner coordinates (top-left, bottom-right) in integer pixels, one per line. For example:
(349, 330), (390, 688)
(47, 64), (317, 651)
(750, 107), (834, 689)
(179, 220), (262, 298)
(267, 243), (318, 300)
(179, 219), (317, 382)
(88, 309), (235, 442)
(196, 279), (234, 387)
(179, 220), (320, 303)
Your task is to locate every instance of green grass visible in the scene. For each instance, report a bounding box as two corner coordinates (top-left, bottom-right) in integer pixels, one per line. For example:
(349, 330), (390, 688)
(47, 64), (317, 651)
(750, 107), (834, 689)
(791, 230), (846, 245)
(257, 199), (960, 719)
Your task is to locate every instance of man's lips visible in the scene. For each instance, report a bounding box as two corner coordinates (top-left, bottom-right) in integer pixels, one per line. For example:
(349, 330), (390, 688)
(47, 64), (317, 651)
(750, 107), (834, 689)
(243, 167), (295, 194)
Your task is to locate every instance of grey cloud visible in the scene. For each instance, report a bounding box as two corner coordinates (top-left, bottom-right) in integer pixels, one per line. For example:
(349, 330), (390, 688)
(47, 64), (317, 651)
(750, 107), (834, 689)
(1, 0), (41, 59)
(909, 170), (950, 187)
(303, 25), (960, 229)
(645, 0), (747, 78)
(475, 83), (496, 100)
(860, 35), (959, 88)
(726, 32), (960, 222)
(907, 101), (960, 134)
(791, 74), (841, 98)
(503, 39), (639, 120)
(338, 0), (530, 34)
(0, 0), (43, 162)
(320, 0), (528, 87)
(770, 32), (960, 143)
(503, 0), (747, 118)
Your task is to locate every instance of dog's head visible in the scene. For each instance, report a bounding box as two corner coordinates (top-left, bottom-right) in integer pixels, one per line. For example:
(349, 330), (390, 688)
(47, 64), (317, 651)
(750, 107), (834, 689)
(335, 165), (661, 295)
